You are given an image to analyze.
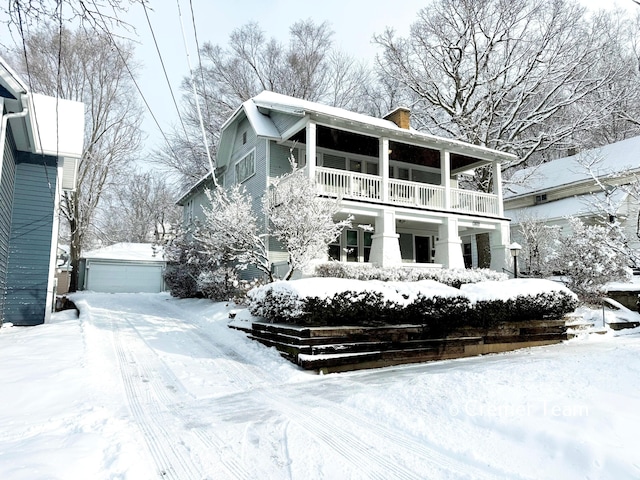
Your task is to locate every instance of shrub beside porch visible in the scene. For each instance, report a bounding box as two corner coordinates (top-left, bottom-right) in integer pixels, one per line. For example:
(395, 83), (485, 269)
(235, 274), (578, 372)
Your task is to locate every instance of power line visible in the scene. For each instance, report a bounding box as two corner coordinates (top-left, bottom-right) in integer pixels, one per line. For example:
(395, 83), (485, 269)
(188, 0), (212, 125)
(86, 0), (182, 162)
(141, 1), (200, 163)
(175, 0), (216, 183)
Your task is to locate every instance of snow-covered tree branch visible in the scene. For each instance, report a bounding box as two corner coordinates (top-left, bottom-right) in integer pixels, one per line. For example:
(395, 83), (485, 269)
(266, 155), (352, 280)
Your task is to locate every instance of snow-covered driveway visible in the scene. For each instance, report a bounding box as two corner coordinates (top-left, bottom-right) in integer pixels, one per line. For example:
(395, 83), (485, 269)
(1, 293), (639, 479)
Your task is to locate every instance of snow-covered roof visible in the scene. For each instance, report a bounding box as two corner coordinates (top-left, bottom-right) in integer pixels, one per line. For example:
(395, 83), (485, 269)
(249, 91), (517, 163)
(251, 90), (399, 132)
(217, 91), (516, 168)
(82, 243), (164, 262)
(506, 136), (640, 199)
(506, 189), (628, 224)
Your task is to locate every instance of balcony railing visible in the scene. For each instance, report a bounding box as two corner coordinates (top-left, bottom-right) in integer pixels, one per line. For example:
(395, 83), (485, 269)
(313, 166), (500, 217)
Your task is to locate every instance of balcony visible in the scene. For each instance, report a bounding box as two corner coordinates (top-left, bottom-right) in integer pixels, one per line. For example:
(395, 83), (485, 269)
(314, 166), (500, 217)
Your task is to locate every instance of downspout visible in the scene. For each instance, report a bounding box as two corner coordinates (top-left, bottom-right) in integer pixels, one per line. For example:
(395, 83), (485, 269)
(0, 95), (28, 325)
(0, 95), (29, 187)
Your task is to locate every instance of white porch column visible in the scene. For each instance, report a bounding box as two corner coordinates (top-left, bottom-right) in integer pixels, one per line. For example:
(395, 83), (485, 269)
(490, 221), (511, 273)
(434, 217), (465, 269)
(369, 208), (402, 267)
(440, 149), (451, 209)
(306, 121), (317, 180)
(493, 160), (504, 217)
(379, 137), (389, 203)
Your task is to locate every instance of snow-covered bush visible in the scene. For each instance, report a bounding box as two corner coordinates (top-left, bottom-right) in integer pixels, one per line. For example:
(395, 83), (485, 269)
(247, 285), (305, 321)
(248, 277), (577, 330)
(162, 225), (210, 299)
(164, 262), (199, 298)
(266, 156), (351, 280)
(404, 294), (471, 336)
(198, 153), (351, 283)
(196, 268), (241, 302)
(516, 214), (561, 276)
(314, 262), (507, 287)
(551, 217), (631, 300)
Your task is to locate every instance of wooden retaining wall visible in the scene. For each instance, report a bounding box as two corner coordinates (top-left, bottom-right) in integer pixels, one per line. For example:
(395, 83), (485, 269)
(231, 319), (569, 373)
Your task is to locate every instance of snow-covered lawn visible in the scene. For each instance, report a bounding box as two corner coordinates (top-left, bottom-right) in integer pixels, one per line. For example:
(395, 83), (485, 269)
(1, 292), (639, 479)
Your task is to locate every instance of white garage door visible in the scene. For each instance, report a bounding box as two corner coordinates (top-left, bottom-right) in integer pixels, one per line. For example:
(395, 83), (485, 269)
(86, 262), (164, 293)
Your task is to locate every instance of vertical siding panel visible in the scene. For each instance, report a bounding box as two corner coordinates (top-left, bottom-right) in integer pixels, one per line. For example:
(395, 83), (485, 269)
(5, 153), (57, 326)
(0, 128), (17, 325)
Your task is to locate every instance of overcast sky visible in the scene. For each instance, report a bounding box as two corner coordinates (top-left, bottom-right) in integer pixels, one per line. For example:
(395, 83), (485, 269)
(114, 0), (636, 161)
(121, 0), (426, 159)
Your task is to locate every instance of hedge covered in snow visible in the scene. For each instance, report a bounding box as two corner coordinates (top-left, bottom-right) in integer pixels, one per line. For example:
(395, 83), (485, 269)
(247, 278), (579, 332)
(314, 262), (507, 288)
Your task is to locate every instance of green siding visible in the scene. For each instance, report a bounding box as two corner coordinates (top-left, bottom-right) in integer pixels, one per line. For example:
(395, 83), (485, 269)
(5, 153), (57, 326)
(269, 143), (296, 178)
(0, 125), (17, 326)
(270, 111), (302, 133)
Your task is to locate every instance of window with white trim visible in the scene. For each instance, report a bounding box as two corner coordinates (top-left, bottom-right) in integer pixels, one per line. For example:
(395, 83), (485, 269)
(235, 150), (255, 184)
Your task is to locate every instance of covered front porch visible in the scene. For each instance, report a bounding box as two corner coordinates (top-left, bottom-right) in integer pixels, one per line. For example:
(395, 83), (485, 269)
(328, 205), (512, 273)
(287, 121), (507, 220)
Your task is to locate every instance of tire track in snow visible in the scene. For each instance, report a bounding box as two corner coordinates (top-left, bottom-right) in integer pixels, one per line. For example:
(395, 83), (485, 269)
(100, 307), (254, 480)
(106, 309), (199, 479)
(147, 302), (494, 479)
(87, 296), (509, 479)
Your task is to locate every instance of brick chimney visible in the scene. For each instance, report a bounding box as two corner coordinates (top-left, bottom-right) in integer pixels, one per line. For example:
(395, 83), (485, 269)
(384, 106), (411, 129)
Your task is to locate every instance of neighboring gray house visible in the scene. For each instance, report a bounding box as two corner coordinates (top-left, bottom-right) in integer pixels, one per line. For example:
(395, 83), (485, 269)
(505, 135), (640, 263)
(78, 243), (166, 293)
(178, 91), (516, 278)
(0, 56), (84, 326)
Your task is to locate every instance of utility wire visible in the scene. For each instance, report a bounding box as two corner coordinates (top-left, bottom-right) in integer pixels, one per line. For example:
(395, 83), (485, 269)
(87, 0), (182, 162)
(142, 1), (195, 156)
(188, 0), (212, 125)
(14, 2), (55, 203)
(176, 0), (216, 185)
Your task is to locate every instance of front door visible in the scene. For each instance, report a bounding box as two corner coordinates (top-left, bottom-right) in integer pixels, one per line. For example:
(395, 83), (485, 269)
(415, 236), (430, 263)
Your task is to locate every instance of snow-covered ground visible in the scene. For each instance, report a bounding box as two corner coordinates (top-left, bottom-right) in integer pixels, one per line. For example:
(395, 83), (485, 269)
(1, 292), (639, 480)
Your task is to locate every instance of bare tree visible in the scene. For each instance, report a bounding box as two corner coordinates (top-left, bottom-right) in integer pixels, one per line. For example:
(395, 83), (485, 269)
(2, 0), (142, 31)
(158, 19), (372, 185)
(96, 170), (180, 245)
(374, 0), (640, 172)
(12, 24), (144, 291)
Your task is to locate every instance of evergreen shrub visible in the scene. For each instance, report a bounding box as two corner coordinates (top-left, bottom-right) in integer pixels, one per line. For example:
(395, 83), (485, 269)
(247, 281), (578, 336)
(314, 262), (507, 288)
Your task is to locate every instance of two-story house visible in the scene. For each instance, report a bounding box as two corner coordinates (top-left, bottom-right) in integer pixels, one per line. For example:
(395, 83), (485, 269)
(0, 56), (84, 326)
(504, 135), (640, 263)
(178, 91), (516, 278)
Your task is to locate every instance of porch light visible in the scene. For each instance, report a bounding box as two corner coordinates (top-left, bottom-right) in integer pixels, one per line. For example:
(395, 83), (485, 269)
(509, 242), (522, 279)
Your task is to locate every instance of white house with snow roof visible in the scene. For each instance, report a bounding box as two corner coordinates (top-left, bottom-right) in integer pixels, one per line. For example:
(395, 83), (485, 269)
(504, 135), (640, 263)
(178, 91), (517, 278)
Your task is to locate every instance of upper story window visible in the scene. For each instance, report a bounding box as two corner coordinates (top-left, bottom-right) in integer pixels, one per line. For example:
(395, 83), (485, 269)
(534, 193), (548, 204)
(242, 131), (247, 145)
(235, 150), (256, 184)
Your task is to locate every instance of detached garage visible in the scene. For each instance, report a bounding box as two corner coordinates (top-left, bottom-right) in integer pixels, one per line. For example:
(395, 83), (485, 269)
(79, 243), (166, 293)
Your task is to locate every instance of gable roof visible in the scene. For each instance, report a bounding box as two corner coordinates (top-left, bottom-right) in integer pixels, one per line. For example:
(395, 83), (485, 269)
(217, 91), (517, 169)
(505, 135), (640, 199)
